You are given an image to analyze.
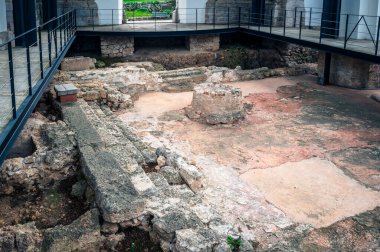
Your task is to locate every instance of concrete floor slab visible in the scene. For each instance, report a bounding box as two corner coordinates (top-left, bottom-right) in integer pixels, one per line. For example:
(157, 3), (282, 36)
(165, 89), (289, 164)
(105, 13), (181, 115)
(241, 157), (380, 228)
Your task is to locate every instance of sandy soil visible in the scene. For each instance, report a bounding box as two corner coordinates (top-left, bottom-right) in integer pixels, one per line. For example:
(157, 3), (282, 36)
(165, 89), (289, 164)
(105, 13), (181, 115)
(119, 75), (380, 234)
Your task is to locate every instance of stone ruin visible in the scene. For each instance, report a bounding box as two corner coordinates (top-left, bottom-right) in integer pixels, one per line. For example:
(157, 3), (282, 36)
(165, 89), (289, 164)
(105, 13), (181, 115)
(185, 82), (245, 124)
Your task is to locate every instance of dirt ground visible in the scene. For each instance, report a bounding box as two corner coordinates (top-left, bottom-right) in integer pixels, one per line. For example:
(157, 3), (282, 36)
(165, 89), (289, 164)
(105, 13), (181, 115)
(119, 75), (380, 234)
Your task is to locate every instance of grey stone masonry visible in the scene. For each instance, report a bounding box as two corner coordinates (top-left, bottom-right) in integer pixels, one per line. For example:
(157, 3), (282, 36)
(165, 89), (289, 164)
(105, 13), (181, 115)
(61, 57), (96, 71)
(101, 36), (135, 58)
(186, 35), (220, 52)
(318, 52), (379, 89)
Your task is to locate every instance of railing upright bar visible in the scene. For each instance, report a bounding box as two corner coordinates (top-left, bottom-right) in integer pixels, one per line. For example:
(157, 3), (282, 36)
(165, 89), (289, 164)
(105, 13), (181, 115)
(319, 12), (323, 44)
(26, 46), (32, 96)
(283, 10), (286, 36)
(196, 8), (198, 30)
(299, 11), (303, 39)
(270, 9), (273, 33)
(344, 14), (349, 49)
(238, 7), (241, 27)
(309, 8), (312, 29)
(227, 8), (230, 28)
(375, 16), (380, 55)
(8, 42), (16, 119)
(54, 21), (58, 58)
(38, 26), (44, 79)
(213, 7), (216, 29)
(91, 8), (94, 31)
(59, 16), (62, 51)
(48, 24), (52, 66)
(112, 9), (114, 31)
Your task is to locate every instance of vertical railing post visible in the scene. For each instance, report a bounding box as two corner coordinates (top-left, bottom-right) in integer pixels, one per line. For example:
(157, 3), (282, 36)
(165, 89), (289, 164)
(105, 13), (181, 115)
(38, 26), (43, 79)
(112, 9), (114, 31)
(283, 10), (286, 36)
(59, 16), (63, 51)
(54, 19), (58, 58)
(249, 8), (251, 29)
(309, 8), (312, 29)
(375, 16), (380, 55)
(155, 8), (157, 32)
(92, 8), (94, 31)
(7, 42), (17, 119)
(133, 10), (135, 31)
(344, 14), (349, 49)
(270, 9), (273, 33)
(319, 12), (324, 44)
(196, 8), (198, 30)
(294, 7), (297, 27)
(75, 9), (77, 28)
(213, 7), (216, 29)
(26, 46), (32, 96)
(238, 7), (241, 27)
(299, 11), (303, 39)
(48, 23), (52, 66)
(227, 7), (230, 28)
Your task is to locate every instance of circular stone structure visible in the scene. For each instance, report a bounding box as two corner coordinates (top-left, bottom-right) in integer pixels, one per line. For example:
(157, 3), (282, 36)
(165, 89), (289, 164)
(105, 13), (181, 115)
(185, 82), (245, 124)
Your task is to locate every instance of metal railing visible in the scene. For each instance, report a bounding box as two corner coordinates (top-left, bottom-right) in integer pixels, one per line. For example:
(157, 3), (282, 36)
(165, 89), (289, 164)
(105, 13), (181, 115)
(0, 10), (76, 165)
(76, 7), (380, 57)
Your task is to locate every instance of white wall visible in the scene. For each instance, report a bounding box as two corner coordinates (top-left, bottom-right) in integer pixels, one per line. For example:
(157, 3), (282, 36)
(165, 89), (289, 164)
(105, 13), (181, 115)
(304, 0), (323, 27)
(0, 0), (7, 32)
(177, 0), (207, 23)
(95, 0), (123, 25)
(339, 0), (380, 40)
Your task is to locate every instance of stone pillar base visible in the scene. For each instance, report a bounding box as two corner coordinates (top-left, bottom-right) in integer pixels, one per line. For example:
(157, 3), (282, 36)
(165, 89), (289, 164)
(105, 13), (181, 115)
(318, 52), (379, 89)
(100, 36), (134, 58)
(186, 35), (220, 52)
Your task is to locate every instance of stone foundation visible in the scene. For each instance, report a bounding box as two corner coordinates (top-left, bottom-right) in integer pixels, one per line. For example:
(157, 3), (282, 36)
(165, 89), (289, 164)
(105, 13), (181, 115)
(101, 36), (135, 58)
(185, 82), (245, 124)
(61, 56), (96, 71)
(318, 52), (379, 89)
(186, 35), (220, 52)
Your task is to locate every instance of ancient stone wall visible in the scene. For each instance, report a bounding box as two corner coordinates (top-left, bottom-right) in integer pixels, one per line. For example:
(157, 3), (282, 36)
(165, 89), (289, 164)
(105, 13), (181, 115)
(186, 35), (220, 52)
(57, 0), (99, 26)
(100, 36), (134, 57)
(318, 52), (379, 89)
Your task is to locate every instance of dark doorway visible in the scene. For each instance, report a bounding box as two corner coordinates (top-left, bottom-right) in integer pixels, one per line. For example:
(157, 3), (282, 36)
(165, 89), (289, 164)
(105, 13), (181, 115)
(252, 0), (266, 25)
(321, 0), (342, 38)
(13, 0), (37, 47)
(42, 0), (58, 24)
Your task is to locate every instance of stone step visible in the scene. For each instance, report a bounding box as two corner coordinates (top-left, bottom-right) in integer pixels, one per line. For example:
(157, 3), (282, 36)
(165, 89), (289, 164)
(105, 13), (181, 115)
(158, 68), (206, 79)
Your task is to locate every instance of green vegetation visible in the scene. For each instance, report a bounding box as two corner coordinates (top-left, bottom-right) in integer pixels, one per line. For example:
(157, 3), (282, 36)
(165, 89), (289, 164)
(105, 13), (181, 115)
(126, 9), (152, 18)
(223, 46), (250, 69)
(227, 235), (242, 251)
(124, 0), (167, 3)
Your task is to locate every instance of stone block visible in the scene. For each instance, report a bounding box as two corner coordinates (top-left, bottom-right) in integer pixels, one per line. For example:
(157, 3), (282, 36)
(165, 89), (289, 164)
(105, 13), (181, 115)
(185, 82), (245, 124)
(159, 166), (184, 185)
(61, 56), (96, 71)
(175, 228), (218, 252)
(318, 52), (372, 89)
(43, 209), (103, 252)
(186, 35), (220, 52)
(175, 158), (203, 191)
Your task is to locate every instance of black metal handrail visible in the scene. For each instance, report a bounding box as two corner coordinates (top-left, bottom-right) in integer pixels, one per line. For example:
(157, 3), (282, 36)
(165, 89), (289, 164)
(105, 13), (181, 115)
(0, 10), (77, 166)
(75, 7), (380, 57)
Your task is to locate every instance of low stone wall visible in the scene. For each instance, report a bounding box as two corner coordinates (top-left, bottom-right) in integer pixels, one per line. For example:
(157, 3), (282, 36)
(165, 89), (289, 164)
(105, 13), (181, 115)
(101, 36), (135, 58)
(186, 35), (220, 52)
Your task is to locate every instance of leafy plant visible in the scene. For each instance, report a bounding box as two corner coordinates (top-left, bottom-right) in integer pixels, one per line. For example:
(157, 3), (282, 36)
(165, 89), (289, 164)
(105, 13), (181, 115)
(130, 242), (137, 252)
(227, 235), (242, 251)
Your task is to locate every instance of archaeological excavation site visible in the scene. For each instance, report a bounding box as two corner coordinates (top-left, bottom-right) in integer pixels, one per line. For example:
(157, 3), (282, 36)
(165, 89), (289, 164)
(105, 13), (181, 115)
(0, 0), (380, 251)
